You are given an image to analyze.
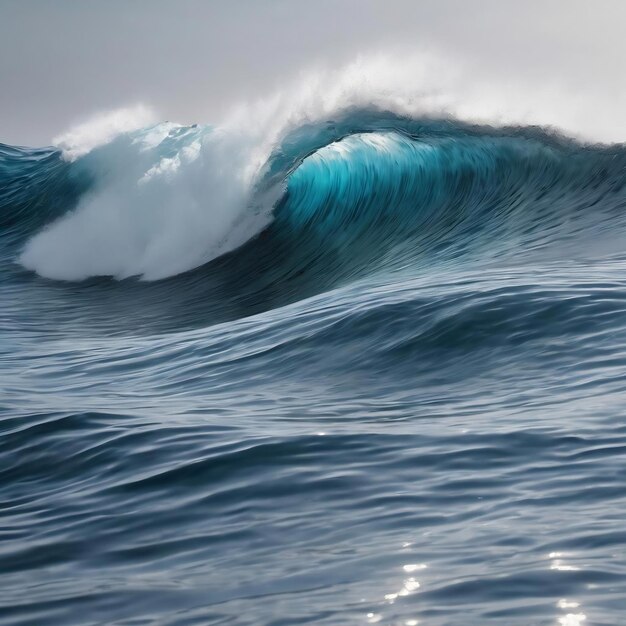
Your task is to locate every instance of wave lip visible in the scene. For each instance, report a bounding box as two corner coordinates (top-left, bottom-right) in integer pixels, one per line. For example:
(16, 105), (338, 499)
(53, 105), (157, 161)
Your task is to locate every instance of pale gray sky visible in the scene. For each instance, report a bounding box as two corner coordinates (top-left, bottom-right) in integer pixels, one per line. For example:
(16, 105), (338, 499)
(1, 0), (624, 145)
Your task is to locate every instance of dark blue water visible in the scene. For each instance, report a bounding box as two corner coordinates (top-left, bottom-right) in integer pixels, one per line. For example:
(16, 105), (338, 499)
(1, 113), (625, 625)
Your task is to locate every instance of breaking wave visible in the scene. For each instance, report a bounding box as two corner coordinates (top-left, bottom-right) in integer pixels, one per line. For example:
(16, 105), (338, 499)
(2, 55), (623, 285)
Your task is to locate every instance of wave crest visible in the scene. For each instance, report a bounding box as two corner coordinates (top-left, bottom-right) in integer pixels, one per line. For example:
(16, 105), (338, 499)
(9, 54), (626, 282)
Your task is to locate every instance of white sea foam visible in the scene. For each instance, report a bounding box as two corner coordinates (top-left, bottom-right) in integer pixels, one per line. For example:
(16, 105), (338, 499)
(53, 104), (157, 161)
(21, 122), (277, 281)
(20, 52), (625, 281)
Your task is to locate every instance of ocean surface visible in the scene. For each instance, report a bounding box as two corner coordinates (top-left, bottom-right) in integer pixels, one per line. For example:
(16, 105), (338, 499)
(1, 107), (625, 626)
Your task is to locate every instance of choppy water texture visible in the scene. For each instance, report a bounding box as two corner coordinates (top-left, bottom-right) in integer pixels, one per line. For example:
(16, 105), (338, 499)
(1, 110), (626, 626)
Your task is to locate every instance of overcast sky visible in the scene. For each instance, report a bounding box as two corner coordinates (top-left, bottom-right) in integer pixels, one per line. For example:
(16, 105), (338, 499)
(1, 0), (624, 146)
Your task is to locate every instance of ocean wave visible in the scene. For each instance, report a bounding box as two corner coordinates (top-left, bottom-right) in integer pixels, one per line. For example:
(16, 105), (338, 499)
(3, 118), (623, 291)
(0, 54), (624, 292)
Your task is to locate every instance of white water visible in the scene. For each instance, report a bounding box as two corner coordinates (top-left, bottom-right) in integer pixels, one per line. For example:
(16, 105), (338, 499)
(52, 105), (158, 162)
